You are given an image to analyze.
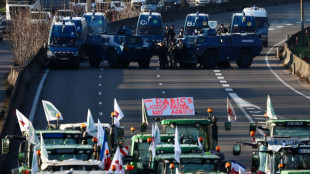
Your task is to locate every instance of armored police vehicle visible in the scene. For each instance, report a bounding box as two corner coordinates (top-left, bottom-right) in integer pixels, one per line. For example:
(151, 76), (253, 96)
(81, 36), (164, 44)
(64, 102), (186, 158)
(136, 12), (163, 53)
(47, 21), (80, 69)
(83, 12), (107, 34)
(63, 17), (88, 60)
(230, 13), (257, 34)
(85, 26), (152, 68)
(243, 6), (269, 47)
(184, 12), (209, 36)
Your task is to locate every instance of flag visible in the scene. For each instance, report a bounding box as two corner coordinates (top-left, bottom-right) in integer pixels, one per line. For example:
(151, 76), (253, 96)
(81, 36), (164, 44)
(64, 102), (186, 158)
(99, 129), (111, 170)
(266, 95), (277, 119)
(227, 97), (236, 123)
(174, 126), (181, 164)
(197, 137), (204, 154)
(176, 167), (180, 174)
(142, 99), (148, 125)
(230, 161), (246, 174)
(150, 124), (156, 158)
(86, 109), (97, 137)
(16, 109), (29, 132)
(114, 98), (124, 127)
(97, 119), (105, 147)
(31, 146), (39, 173)
(27, 122), (39, 145)
(154, 122), (161, 144)
(40, 133), (49, 163)
(109, 147), (124, 174)
(42, 100), (63, 121)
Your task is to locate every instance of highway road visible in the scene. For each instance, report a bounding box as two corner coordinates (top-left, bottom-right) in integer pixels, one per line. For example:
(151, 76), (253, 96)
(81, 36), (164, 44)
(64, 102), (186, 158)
(4, 2), (310, 172)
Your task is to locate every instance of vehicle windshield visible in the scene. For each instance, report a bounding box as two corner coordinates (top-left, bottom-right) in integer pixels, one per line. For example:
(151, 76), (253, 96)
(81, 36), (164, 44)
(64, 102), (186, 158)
(145, 0), (159, 4)
(43, 138), (79, 145)
(137, 142), (151, 163)
(273, 126), (310, 138)
(274, 152), (310, 171)
(164, 125), (205, 138)
(231, 16), (256, 33)
(161, 162), (216, 173)
(137, 26), (162, 35)
(255, 17), (268, 28)
(48, 153), (92, 161)
(50, 37), (77, 47)
(184, 26), (206, 35)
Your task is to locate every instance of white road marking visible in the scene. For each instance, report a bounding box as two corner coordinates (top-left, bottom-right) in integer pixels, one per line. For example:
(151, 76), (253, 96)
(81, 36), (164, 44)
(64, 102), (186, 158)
(222, 84), (230, 87)
(254, 118), (266, 120)
(215, 73), (222, 76)
(99, 102), (102, 105)
(162, 91), (166, 94)
(214, 70), (221, 72)
(99, 75), (102, 78)
(157, 75), (160, 77)
(246, 108), (255, 110)
(98, 83), (102, 87)
(296, 21), (301, 24)
(225, 88), (233, 91)
(276, 26), (283, 28)
(98, 92), (102, 95)
(265, 39), (310, 100)
(249, 111), (262, 114)
(99, 112), (103, 116)
(269, 28), (274, 31)
(220, 80), (227, 83)
(252, 114), (265, 117)
(286, 24), (293, 26)
(217, 76), (224, 79)
(306, 19), (310, 22)
(100, 68), (104, 71)
(159, 83), (163, 85)
(29, 69), (49, 122)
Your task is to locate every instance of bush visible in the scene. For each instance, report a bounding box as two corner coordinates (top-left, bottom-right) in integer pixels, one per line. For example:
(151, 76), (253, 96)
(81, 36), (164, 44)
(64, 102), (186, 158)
(0, 7), (5, 15)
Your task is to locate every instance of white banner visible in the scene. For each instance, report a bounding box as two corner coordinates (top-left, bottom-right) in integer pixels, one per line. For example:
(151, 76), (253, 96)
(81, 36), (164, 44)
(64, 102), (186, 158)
(144, 97), (195, 116)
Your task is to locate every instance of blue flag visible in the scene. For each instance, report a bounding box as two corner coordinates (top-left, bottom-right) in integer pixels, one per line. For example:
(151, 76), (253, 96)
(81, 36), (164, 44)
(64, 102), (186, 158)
(100, 129), (107, 160)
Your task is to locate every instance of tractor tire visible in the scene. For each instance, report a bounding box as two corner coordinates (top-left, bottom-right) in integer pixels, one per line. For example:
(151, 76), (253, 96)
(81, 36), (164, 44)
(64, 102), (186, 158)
(138, 58), (150, 69)
(237, 49), (253, 68)
(108, 50), (120, 68)
(202, 50), (219, 69)
(120, 61), (130, 68)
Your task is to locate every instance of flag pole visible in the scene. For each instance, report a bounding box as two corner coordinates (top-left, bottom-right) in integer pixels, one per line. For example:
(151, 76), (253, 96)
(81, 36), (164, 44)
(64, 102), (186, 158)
(179, 162), (182, 173)
(56, 113), (60, 129)
(48, 120), (51, 130)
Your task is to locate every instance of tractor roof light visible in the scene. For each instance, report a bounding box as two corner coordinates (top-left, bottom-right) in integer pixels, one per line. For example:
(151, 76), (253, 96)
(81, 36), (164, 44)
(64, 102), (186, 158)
(250, 131), (255, 137)
(207, 108), (212, 114)
(131, 127), (135, 131)
(56, 113), (61, 118)
(216, 146), (221, 152)
(278, 163), (283, 169)
(111, 164), (117, 171)
(111, 112), (116, 117)
(105, 150), (109, 155)
(126, 165), (135, 171)
(81, 123), (86, 129)
(225, 162), (231, 169)
(147, 137), (152, 144)
(36, 150), (41, 156)
(198, 137), (203, 142)
(92, 137), (98, 143)
(170, 163), (175, 169)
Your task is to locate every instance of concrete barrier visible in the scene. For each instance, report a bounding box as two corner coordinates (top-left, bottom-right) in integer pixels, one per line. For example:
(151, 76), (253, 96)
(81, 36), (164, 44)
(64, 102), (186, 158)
(281, 26), (310, 82)
(0, 47), (47, 174)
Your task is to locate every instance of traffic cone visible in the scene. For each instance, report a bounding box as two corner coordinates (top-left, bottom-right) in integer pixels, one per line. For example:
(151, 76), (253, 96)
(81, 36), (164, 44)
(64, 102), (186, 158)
(296, 35), (299, 44)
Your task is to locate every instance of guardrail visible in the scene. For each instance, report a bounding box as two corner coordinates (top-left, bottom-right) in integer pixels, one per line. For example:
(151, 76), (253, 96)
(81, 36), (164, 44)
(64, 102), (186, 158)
(280, 26), (310, 82)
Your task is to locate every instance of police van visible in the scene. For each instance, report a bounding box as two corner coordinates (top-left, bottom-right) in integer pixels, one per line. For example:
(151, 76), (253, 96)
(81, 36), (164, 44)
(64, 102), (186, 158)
(47, 21), (80, 69)
(63, 16), (88, 60)
(184, 12), (209, 36)
(243, 6), (269, 47)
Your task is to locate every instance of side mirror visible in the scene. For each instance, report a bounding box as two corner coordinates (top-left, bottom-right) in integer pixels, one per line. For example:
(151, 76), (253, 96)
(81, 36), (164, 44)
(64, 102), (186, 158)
(232, 144), (241, 156)
(2, 138), (10, 154)
(225, 122), (231, 131)
(140, 122), (147, 132)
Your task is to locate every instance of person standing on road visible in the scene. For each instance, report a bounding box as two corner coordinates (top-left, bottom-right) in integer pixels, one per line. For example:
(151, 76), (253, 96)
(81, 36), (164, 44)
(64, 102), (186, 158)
(177, 39), (187, 69)
(157, 41), (168, 69)
(179, 28), (184, 38)
(217, 24), (228, 35)
(169, 41), (179, 69)
(168, 25), (176, 45)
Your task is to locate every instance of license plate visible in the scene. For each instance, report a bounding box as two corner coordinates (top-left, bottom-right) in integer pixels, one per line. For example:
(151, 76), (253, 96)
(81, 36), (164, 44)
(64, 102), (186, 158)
(60, 57), (68, 60)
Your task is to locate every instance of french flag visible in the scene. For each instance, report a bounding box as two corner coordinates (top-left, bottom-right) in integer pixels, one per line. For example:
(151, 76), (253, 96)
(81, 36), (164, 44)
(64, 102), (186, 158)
(100, 129), (111, 170)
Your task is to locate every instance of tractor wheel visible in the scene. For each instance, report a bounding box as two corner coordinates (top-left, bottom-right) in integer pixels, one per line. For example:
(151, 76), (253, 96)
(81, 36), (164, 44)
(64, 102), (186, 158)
(108, 50), (120, 68)
(88, 46), (101, 68)
(237, 49), (253, 68)
(202, 50), (219, 69)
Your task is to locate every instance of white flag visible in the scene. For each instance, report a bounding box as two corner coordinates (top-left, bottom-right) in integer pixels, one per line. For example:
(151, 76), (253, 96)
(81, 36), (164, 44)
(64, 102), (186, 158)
(266, 95), (277, 119)
(97, 119), (105, 147)
(174, 126), (181, 163)
(27, 122), (39, 145)
(154, 122), (161, 144)
(114, 98), (124, 127)
(227, 97), (236, 123)
(40, 133), (49, 163)
(42, 100), (63, 121)
(86, 109), (97, 137)
(109, 147), (125, 174)
(176, 167), (180, 174)
(31, 146), (39, 173)
(16, 109), (30, 132)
